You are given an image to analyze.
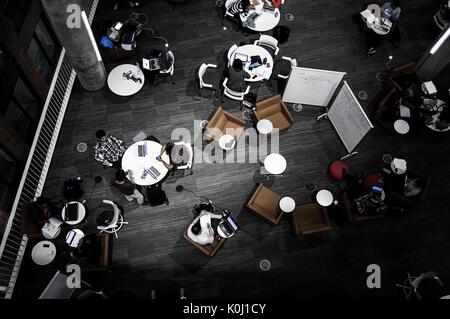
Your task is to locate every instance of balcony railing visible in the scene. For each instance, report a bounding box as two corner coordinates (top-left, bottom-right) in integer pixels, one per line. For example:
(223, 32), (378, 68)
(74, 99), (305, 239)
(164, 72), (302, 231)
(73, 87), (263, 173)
(0, 0), (99, 299)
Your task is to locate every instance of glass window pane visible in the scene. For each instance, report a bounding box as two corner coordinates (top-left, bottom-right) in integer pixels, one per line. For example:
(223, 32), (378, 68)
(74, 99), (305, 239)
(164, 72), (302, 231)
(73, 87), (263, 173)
(28, 37), (52, 81)
(4, 99), (33, 141)
(35, 19), (59, 64)
(4, 1), (23, 32)
(13, 78), (40, 120)
(0, 180), (14, 211)
(0, 149), (17, 184)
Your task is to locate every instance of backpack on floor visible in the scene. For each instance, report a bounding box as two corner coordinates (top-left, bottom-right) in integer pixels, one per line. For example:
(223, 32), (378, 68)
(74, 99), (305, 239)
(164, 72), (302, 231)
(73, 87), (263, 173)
(146, 183), (168, 206)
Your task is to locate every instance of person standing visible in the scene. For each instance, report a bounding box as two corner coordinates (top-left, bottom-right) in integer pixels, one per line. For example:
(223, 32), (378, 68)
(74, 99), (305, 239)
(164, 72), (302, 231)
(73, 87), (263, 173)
(111, 169), (145, 205)
(94, 129), (126, 169)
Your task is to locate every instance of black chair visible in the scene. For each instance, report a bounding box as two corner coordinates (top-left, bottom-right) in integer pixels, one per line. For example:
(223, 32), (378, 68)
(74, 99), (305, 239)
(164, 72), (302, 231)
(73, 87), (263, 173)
(197, 63), (222, 98)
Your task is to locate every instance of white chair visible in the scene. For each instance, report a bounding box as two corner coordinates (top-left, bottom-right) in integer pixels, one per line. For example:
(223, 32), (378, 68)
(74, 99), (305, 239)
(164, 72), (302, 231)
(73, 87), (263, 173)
(96, 200), (128, 238)
(198, 63), (221, 98)
(277, 56), (297, 79)
(222, 78), (250, 102)
(396, 271), (445, 299)
(434, 4), (450, 30)
(254, 34), (280, 56)
(158, 50), (175, 84)
(174, 141), (193, 174)
(222, 0), (240, 27)
(227, 44), (238, 67)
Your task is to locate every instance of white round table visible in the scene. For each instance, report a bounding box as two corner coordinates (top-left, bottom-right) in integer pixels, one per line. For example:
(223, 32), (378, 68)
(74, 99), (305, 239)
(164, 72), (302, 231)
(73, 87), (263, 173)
(61, 201), (86, 225)
(31, 241), (56, 266)
(316, 190), (334, 207)
(66, 229), (85, 248)
(230, 45), (274, 82)
(264, 153), (287, 175)
(122, 140), (170, 186)
(217, 221), (235, 238)
(257, 119), (273, 135)
(107, 64), (145, 96)
(218, 134), (236, 150)
(240, 7), (281, 32)
(279, 197), (295, 213)
(394, 119), (410, 134)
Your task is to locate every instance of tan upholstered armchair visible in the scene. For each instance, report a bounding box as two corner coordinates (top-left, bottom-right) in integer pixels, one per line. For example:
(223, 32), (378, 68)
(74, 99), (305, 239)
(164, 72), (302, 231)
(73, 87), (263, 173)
(246, 183), (283, 225)
(291, 203), (331, 235)
(254, 95), (294, 131)
(205, 106), (246, 142)
(183, 229), (225, 257)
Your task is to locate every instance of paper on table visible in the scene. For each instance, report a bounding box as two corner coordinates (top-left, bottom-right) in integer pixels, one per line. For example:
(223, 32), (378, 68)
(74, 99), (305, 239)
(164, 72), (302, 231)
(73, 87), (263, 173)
(400, 105), (411, 118)
(142, 58), (150, 70)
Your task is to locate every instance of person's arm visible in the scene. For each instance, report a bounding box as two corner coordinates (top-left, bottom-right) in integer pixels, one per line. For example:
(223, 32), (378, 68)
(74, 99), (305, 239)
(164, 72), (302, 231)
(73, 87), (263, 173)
(210, 213), (223, 220)
(243, 70), (251, 79)
(159, 143), (168, 156)
(94, 145), (112, 166)
(161, 160), (174, 171)
(110, 135), (126, 154)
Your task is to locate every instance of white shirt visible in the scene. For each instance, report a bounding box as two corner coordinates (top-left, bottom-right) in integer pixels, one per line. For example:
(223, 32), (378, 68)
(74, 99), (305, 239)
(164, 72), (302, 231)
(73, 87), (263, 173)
(187, 211), (222, 245)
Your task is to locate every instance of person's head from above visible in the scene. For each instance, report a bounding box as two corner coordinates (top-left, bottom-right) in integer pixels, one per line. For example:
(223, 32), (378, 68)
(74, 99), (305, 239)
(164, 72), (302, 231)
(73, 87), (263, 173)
(170, 144), (189, 166)
(232, 58), (243, 72)
(35, 196), (49, 206)
(115, 169), (126, 184)
(392, 0), (401, 8)
(191, 220), (201, 235)
(96, 129), (107, 144)
(242, 0), (251, 11)
(35, 197), (49, 212)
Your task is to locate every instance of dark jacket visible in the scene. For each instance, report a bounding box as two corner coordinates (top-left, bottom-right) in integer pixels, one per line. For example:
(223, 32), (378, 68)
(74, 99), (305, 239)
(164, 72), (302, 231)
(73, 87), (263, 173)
(227, 67), (250, 92)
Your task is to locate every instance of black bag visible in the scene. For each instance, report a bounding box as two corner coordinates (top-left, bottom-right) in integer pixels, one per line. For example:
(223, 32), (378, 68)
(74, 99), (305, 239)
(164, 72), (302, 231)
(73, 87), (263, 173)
(273, 25), (290, 44)
(146, 183), (168, 206)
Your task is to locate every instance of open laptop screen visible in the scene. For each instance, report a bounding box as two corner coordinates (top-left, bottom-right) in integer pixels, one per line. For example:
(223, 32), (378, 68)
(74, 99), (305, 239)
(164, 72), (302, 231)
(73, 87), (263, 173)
(234, 52), (248, 63)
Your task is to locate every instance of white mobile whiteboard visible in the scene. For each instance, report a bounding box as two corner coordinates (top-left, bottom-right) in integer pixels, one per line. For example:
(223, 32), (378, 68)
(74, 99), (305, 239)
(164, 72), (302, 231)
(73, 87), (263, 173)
(282, 67), (346, 106)
(327, 81), (374, 153)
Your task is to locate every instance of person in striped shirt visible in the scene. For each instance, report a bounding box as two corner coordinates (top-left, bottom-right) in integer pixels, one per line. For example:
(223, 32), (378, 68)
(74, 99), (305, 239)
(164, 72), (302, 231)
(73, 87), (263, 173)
(94, 129), (126, 168)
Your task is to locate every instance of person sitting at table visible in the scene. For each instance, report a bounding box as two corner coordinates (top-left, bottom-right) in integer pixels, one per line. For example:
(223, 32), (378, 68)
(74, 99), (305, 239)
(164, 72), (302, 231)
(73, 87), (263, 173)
(365, 0), (402, 55)
(111, 169), (145, 205)
(227, 0), (252, 35)
(157, 141), (190, 171)
(227, 59), (251, 92)
(94, 129), (126, 169)
(29, 197), (63, 226)
(187, 210), (222, 245)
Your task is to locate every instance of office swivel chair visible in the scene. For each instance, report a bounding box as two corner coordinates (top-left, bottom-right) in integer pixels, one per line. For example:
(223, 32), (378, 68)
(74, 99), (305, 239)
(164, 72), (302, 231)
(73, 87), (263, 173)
(95, 200), (128, 238)
(396, 271), (445, 299)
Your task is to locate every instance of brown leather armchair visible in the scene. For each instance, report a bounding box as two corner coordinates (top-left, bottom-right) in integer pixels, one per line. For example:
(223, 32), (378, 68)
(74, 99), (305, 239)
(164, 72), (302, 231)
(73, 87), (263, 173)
(291, 203), (331, 235)
(246, 183), (283, 225)
(386, 168), (432, 208)
(183, 229), (226, 257)
(254, 95), (294, 131)
(205, 107), (246, 142)
(78, 233), (113, 272)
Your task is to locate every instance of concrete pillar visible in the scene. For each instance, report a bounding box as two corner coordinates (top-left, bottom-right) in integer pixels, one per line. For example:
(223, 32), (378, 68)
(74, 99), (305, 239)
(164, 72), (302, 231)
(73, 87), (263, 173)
(41, 0), (106, 91)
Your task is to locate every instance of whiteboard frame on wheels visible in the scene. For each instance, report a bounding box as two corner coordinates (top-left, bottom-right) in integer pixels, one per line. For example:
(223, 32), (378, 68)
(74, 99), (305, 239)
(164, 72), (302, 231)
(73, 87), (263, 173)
(282, 67), (346, 106)
(327, 81), (374, 153)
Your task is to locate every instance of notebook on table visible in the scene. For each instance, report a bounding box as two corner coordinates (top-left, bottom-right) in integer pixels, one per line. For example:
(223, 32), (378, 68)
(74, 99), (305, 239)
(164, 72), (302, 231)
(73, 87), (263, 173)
(65, 203), (79, 221)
